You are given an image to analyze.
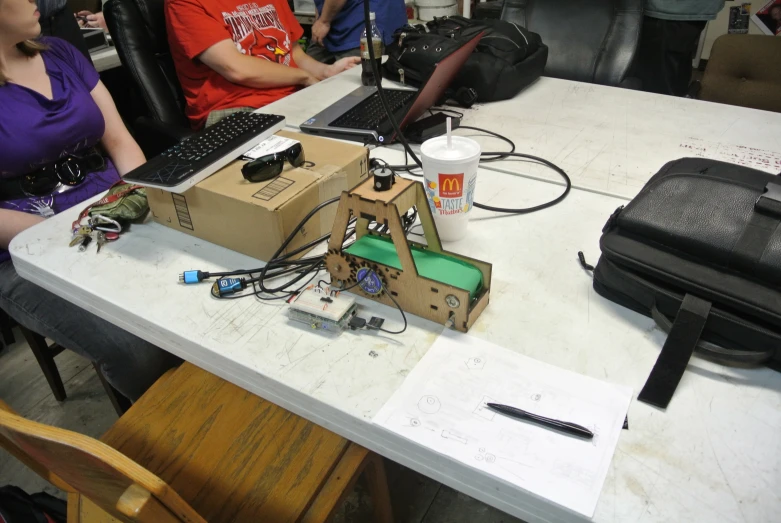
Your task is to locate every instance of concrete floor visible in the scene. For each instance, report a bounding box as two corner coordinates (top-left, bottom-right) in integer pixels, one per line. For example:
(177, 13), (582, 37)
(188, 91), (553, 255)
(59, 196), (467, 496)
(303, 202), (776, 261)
(0, 330), (524, 523)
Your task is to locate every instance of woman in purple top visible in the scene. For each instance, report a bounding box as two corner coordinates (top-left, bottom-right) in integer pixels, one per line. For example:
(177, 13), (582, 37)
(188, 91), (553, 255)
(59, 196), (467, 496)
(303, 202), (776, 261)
(0, 0), (179, 401)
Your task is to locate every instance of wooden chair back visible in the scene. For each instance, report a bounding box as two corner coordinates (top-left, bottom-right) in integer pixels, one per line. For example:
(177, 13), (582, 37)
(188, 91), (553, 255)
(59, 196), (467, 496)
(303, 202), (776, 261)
(0, 399), (205, 523)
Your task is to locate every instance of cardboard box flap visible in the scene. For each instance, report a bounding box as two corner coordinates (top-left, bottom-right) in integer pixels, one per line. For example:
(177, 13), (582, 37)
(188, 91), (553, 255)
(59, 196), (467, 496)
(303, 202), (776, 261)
(277, 130), (369, 178)
(197, 161), (322, 211)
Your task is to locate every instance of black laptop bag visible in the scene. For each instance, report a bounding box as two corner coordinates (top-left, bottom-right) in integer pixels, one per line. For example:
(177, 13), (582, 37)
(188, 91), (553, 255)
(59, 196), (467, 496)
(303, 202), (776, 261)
(592, 158), (781, 409)
(383, 16), (548, 103)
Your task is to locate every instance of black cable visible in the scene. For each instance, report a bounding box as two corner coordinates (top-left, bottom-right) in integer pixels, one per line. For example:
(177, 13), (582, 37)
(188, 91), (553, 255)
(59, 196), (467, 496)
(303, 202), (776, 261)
(362, 0), (422, 166)
(209, 201), (419, 302)
(408, 224), (425, 237)
(210, 199), (342, 301)
(379, 121), (570, 214)
(385, 123), (515, 171)
(379, 288), (407, 335)
(276, 216), (356, 261)
(257, 197), (340, 293)
(387, 148), (422, 176)
(457, 125), (515, 161)
(473, 151), (571, 214)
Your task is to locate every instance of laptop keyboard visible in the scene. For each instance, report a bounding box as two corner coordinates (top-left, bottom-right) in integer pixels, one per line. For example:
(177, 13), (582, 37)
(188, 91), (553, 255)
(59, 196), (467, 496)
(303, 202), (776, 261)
(330, 90), (416, 130)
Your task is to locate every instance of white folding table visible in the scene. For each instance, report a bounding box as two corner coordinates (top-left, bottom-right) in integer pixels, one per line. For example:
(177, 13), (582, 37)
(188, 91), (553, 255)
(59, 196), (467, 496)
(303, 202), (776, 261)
(10, 70), (781, 523)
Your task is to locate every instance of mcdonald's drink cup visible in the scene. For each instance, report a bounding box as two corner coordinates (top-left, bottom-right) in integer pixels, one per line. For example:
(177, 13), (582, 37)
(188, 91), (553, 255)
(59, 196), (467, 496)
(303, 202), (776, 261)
(420, 136), (481, 241)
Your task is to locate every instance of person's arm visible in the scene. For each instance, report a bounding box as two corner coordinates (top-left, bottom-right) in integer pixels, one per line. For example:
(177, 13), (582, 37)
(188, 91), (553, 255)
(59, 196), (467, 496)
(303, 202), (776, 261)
(0, 210), (44, 250)
(311, 0), (347, 45)
(199, 40), (319, 88)
(90, 81), (146, 175)
(292, 44), (360, 80)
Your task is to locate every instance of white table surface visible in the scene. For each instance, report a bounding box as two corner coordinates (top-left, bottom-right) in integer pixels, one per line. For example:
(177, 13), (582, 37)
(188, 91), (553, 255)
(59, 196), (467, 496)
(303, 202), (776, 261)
(262, 68), (781, 199)
(11, 74), (781, 522)
(90, 46), (121, 73)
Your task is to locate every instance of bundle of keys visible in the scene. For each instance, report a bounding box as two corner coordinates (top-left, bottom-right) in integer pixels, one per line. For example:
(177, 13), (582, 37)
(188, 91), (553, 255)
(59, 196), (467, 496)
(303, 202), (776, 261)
(69, 215), (122, 253)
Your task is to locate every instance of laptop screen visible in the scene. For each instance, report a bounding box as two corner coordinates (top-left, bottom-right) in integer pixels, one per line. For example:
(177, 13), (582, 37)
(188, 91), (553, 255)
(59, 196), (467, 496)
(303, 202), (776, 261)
(395, 31), (484, 134)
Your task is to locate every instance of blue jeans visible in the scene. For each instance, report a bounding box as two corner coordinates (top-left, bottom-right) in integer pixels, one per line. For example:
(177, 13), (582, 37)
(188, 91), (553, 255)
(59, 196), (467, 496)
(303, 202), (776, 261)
(0, 261), (180, 401)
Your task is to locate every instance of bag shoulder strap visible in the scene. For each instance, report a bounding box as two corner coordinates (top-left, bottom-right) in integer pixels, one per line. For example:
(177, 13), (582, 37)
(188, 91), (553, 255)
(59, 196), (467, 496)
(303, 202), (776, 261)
(502, 0), (529, 28)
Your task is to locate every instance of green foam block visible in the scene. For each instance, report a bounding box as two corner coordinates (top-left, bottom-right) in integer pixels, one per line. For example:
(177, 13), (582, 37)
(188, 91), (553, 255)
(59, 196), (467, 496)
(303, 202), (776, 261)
(344, 235), (484, 300)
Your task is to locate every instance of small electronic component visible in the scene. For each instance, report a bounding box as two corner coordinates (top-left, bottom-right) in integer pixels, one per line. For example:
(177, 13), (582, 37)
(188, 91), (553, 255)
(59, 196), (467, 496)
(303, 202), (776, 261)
(288, 288), (357, 332)
(373, 167), (395, 191)
(212, 277), (247, 296)
(355, 266), (384, 296)
(367, 317), (385, 330)
(348, 317), (367, 330)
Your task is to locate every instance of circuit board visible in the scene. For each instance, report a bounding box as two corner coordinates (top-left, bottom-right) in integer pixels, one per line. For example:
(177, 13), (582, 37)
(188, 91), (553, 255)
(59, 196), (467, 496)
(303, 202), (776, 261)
(288, 288), (357, 331)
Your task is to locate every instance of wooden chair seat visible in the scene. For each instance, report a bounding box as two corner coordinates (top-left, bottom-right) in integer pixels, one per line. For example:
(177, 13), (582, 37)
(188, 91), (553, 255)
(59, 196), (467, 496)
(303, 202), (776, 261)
(0, 362), (392, 523)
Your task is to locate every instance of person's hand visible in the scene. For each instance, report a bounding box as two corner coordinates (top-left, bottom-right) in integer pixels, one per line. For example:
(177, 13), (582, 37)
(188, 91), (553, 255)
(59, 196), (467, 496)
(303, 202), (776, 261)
(76, 11), (108, 32)
(311, 19), (331, 46)
(324, 56), (361, 78)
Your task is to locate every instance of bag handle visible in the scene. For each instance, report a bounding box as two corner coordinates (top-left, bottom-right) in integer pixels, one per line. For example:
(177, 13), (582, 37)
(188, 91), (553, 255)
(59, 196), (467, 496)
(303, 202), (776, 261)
(651, 304), (775, 366)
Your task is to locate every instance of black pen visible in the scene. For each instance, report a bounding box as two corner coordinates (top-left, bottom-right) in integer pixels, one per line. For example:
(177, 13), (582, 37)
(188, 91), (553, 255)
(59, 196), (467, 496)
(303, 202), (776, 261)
(486, 403), (594, 440)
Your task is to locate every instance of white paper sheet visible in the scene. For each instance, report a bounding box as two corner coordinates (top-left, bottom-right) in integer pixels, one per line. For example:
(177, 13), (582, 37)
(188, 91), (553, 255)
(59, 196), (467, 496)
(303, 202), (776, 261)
(374, 330), (632, 517)
(242, 135), (300, 160)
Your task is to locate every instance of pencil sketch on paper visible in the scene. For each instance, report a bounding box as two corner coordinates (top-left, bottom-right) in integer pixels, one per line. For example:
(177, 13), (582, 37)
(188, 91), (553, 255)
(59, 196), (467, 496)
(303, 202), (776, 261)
(474, 449), (497, 462)
(373, 330), (632, 518)
(466, 356), (486, 370)
(472, 395), (497, 421)
(441, 429), (468, 444)
(418, 395), (441, 414)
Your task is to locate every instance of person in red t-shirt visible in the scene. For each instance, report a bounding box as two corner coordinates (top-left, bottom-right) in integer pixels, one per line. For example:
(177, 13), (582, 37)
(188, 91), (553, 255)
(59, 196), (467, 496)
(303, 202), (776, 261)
(166, 0), (360, 128)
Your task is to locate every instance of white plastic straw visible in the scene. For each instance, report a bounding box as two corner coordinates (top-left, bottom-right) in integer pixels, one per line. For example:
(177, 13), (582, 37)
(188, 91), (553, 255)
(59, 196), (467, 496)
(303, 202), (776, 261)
(446, 117), (452, 148)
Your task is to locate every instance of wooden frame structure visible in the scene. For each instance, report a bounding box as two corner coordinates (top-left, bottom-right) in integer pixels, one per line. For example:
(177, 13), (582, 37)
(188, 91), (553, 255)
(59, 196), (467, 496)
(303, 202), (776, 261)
(326, 177), (491, 332)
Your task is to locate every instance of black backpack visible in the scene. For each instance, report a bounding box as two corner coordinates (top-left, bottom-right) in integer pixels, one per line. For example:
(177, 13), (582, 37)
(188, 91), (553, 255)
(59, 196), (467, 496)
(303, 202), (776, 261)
(0, 486), (67, 523)
(383, 16), (548, 104)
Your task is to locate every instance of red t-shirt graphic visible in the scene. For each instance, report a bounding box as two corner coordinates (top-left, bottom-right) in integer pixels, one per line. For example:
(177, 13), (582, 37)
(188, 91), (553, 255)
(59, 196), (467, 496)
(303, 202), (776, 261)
(166, 0), (304, 128)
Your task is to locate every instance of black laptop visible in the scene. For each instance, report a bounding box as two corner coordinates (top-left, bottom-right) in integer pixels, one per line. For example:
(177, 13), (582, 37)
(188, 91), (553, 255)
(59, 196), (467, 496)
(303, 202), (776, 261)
(299, 33), (482, 144)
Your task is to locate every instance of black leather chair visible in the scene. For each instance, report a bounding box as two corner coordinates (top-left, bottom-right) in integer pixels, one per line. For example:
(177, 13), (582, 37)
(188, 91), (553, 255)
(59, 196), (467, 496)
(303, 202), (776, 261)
(501, 0), (642, 87)
(103, 0), (193, 155)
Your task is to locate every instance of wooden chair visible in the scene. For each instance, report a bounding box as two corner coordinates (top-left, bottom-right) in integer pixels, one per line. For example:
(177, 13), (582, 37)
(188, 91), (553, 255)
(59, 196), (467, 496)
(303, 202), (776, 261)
(0, 309), (15, 348)
(0, 308), (130, 416)
(0, 362), (393, 523)
(19, 326), (132, 416)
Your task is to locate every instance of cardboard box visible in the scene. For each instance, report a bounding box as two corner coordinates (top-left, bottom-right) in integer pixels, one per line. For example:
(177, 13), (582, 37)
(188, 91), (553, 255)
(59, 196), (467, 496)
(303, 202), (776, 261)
(147, 131), (370, 261)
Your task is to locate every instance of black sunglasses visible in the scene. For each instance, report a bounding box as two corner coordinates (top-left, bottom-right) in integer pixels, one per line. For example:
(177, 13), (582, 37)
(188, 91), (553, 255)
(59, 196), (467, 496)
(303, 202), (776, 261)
(242, 143), (305, 183)
(23, 152), (105, 196)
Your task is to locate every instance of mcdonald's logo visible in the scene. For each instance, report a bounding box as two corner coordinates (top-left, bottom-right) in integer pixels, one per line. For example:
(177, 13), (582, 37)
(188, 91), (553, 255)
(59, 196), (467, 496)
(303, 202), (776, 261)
(439, 173), (464, 198)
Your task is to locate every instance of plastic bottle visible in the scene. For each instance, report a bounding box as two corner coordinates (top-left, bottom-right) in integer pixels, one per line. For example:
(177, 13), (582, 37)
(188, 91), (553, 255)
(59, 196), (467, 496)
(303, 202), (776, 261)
(360, 12), (383, 87)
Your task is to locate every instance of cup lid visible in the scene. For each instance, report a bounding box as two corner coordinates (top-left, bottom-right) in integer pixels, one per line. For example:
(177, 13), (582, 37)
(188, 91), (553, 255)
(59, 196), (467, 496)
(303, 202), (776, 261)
(420, 136), (481, 163)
